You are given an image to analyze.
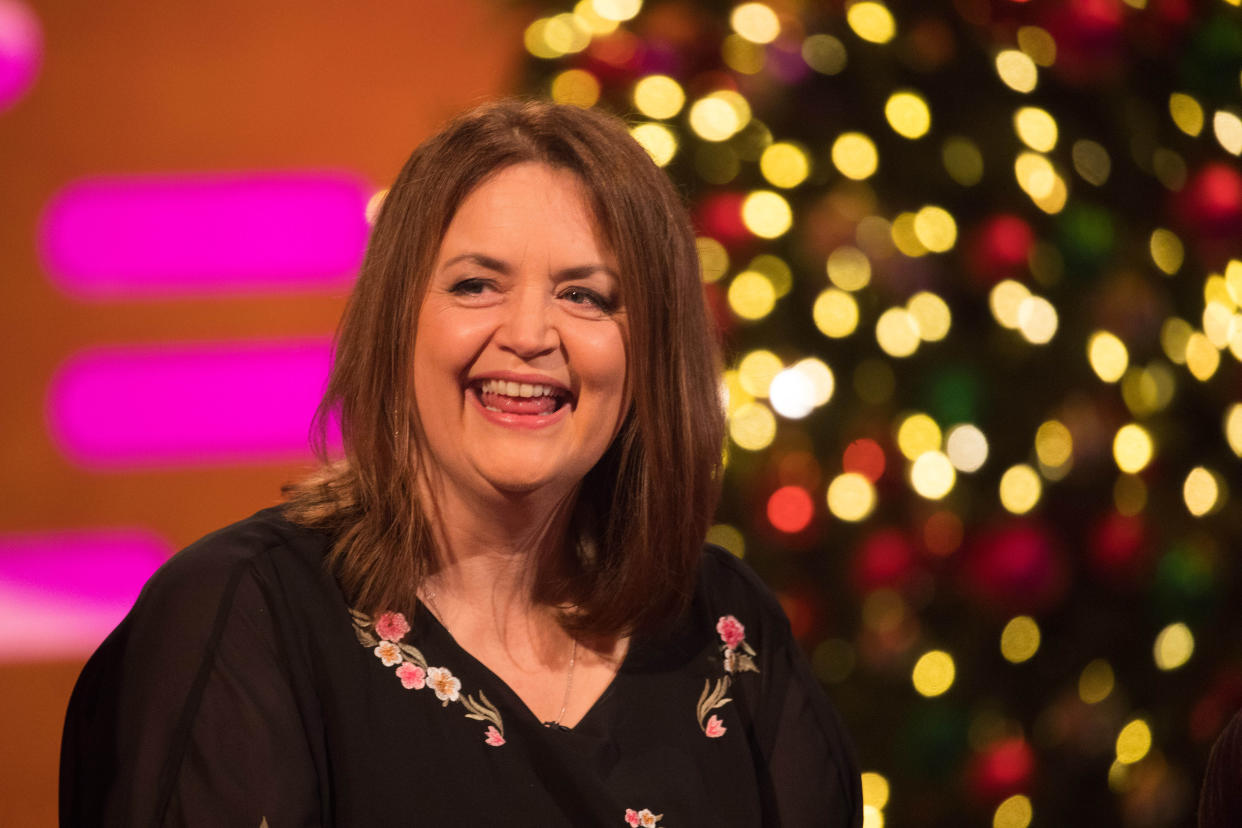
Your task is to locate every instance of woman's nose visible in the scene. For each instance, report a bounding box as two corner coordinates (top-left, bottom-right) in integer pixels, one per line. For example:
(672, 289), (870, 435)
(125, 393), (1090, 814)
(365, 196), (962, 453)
(496, 286), (558, 358)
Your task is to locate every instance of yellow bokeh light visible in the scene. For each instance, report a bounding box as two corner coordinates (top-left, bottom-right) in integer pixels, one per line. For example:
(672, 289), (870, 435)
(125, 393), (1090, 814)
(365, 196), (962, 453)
(876, 307), (921, 357)
(574, 0), (619, 35)
(729, 401), (777, 450)
(1226, 259), (1242, 304)
(996, 49), (1038, 93)
(847, 1), (896, 44)
(1115, 719), (1152, 765)
(1014, 152), (1060, 204)
(794, 357), (835, 407)
(760, 142), (811, 188)
(827, 472), (876, 522)
(633, 74), (685, 120)
(999, 464), (1042, 514)
(908, 291), (952, 341)
(1169, 92), (1205, 136)
(911, 451), (956, 500)
(803, 33), (847, 75)
(832, 132), (879, 180)
(688, 91), (751, 142)
(1214, 110), (1242, 155)
(1035, 420), (1073, 468)
(1079, 659), (1115, 703)
(750, 254), (792, 298)
(1113, 423), (1154, 474)
(551, 69), (600, 108)
(728, 270), (777, 320)
(1017, 26), (1056, 66)
(1161, 317), (1193, 364)
(1072, 139), (1112, 186)
(742, 190), (793, 239)
(1149, 228), (1184, 275)
(706, 523), (746, 557)
(731, 2), (781, 44)
(1185, 331), (1220, 381)
(723, 33), (766, 75)
(863, 805), (884, 828)
(1208, 273), (1237, 309)
(1001, 616), (1041, 663)
(943, 136), (984, 186)
(1184, 466), (1222, 516)
(885, 91), (932, 139)
(737, 349), (783, 397)
(890, 212), (928, 257)
(544, 13), (592, 55)
(525, 18), (563, 59)
(769, 367), (816, 419)
(1017, 296), (1058, 344)
(696, 237), (729, 283)
(1121, 363), (1175, 418)
(1014, 107), (1058, 152)
(897, 413), (942, 460)
(861, 772), (890, 809)
(591, 0), (642, 22)
(1204, 301), (1233, 349)
(912, 650), (956, 697)
(630, 122), (678, 167)
(827, 246), (871, 292)
(1115, 473), (1148, 516)
(1088, 331), (1129, 383)
(990, 280), (1031, 329)
(813, 289), (860, 338)
(946, 424), (988, 473)
(993, 795), (1033, 828)
(1153, 622), (1194, 671)
(913, 206), (957, 253)
(1225, 403), (1242, 456)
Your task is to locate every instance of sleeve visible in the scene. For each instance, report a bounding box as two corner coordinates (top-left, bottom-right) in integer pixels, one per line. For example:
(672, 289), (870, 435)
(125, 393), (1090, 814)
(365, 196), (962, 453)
(753, 631), (863, 828)
(60, 535), (323, 828)
(1200, 707), (1242, 828)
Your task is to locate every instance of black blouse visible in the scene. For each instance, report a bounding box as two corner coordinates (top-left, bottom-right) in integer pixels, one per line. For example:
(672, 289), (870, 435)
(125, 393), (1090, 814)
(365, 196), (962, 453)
(61, 508), (862, 827)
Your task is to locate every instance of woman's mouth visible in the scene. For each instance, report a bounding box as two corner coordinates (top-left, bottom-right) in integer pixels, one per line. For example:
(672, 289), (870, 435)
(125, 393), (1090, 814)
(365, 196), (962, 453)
(471, 378), (570, 416)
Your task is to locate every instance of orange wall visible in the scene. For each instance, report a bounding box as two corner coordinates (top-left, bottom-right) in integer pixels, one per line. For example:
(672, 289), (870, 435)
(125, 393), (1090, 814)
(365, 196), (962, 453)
(0, 2), (526, 823)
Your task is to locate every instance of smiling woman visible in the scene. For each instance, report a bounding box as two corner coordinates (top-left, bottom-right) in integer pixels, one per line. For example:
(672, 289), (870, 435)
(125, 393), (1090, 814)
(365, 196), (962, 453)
(60, 101), (862, 827)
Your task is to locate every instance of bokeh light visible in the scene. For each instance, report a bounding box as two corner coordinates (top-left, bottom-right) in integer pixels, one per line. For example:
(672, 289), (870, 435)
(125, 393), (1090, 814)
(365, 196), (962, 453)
(813, 289), (860, 338)
(876, 308), (920, 357)
(1170, 92), (1205, 136)
(907, 291), (951, 341)
(551, 68), (600, 107)
(731, 2), (780, 44)
(1184, 466), (1222, 516)
(1079, 659), (1115, 704)
(885, 91), (931, 139)
(729, 401), (777, 450)
(760, 142), (810, 188)
(995, 49), (1038, 93)
(741, 190), (793, 238)
(999, 464), (1041, 514)
(630, 122), (677, 166)
(897, 413), (941, 460)
(1153, 622), (1194, 671)
(827, 246), (871, 291)
(846, 2), (896, 44)
(910, 451), (955, 500)
(1088, 331), (1129, 383)
(912, 206), (956, 252)
(831, 133), (879, 180)
(803, 34), (847, 75)
(633, 74), (685, 119)
(1000, 616), (1040, 663)
(945, 424), (987, 473)
(993, 795), (1033, 828)
(1112, 424), (1153, 474)
(1115, 719), (1152, 765)
(728, 270), (777, 319)
(1013, 107), (1057, 152)
(737, 349), (782, 397)
(767, 485), (814, 533)
(912, 650), (955, 697)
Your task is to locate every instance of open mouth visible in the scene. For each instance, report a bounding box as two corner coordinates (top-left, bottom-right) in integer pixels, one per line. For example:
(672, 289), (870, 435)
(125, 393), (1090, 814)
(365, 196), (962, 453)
(470, 378), (572, 417)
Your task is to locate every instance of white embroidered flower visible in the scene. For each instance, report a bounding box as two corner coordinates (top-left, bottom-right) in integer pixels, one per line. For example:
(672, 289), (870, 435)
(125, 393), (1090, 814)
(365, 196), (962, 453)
(427, 666), (462, 703)
(722, 648), (738, 674)
(373, 640), (403, 667)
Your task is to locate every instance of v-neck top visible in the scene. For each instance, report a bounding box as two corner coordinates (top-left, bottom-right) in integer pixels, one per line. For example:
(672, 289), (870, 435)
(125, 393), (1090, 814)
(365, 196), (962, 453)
(61, 507), (862, 827)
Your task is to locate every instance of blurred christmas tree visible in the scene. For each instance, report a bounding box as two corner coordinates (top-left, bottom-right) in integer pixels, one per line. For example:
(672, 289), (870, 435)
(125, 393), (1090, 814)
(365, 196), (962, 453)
(520, 0), (1242, 824)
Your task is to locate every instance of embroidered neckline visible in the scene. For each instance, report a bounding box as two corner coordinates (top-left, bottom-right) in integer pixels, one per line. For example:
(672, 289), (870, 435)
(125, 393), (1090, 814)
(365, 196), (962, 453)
(350, 608), (506, 747)
(695, 614), (760, 738)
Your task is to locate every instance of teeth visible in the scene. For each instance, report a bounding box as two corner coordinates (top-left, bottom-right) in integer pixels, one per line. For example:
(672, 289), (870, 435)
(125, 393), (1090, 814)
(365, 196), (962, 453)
(479, 379), (562, 398)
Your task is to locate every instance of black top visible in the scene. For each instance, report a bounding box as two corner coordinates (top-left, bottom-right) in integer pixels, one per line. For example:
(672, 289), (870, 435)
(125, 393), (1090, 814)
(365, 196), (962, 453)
(1200, 708), (1242, 827)
(61, 508), (862, 827)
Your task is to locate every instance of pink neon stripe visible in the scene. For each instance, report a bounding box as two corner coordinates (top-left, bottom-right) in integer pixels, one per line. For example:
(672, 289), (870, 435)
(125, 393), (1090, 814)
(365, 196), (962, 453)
(48, 339), (336, 468)
(39, 173), (371, 298)
(0, 529), (171, 660)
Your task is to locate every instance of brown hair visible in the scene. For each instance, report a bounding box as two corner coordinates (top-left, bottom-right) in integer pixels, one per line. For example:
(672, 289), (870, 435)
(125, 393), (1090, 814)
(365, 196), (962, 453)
(284, 99), (723, 638)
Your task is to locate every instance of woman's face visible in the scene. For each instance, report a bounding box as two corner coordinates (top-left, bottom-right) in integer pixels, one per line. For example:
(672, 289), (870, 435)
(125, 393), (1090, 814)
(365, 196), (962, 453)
(412, 162), (628, 509)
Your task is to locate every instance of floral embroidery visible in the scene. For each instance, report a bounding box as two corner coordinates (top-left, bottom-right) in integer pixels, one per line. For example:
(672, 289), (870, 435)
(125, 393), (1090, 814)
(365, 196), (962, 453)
(625, 808), (665, 827)
(696, 614), (759, 738)
(351, 608), (505, 746)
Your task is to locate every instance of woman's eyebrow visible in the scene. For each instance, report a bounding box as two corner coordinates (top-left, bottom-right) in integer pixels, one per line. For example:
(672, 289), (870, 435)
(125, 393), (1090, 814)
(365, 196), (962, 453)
(441, 253), (618, 282)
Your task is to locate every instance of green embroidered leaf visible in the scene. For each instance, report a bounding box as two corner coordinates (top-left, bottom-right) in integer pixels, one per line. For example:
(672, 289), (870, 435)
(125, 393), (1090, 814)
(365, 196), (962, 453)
(353, 626), (378, 648)
(349, 608), (371, 625)
(735, 655), (759, 673)
(398, 642), (428, 667)
(461, 692), (503, 728)
(696, 677), (732, 723)
(742, 641), (756, 657)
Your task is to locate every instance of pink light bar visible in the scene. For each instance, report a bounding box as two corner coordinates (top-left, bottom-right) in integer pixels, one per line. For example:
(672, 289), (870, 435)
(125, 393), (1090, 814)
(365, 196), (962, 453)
(48, 338), (336, 468)
(40, 173), (371, 298)
(0, 0), (42, 114)
(0, 529), (171, 661)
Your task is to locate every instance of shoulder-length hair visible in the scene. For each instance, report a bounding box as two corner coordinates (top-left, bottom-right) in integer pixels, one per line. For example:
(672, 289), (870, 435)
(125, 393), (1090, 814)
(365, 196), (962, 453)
(284, 99), (723, 639)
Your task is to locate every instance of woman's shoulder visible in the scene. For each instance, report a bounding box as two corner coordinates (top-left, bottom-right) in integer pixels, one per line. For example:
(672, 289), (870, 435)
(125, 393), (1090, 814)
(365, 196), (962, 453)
(694, 544), (792, 646)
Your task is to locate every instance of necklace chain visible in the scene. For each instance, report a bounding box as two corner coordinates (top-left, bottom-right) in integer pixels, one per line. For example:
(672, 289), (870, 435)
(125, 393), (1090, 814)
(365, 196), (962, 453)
(421, 587), (577, 729)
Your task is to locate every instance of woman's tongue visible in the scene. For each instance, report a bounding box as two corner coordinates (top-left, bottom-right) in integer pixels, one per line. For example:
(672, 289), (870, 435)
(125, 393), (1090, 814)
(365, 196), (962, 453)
(479, 389), (559, 415)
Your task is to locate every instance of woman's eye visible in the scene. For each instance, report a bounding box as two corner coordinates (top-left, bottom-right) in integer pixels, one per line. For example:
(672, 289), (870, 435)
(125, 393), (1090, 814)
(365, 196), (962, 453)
(449, 278), (492, 296)
(561, 287), (614, 312)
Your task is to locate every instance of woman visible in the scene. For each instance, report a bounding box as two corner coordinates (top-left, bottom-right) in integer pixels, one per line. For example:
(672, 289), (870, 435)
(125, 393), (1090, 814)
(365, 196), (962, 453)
(61, 100), (862, 826)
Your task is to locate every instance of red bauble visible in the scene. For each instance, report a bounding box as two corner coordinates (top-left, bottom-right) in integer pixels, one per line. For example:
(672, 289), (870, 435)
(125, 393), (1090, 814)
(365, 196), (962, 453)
(967, 214), (1034, 284)
(1089, 511), (1149, 584)
(963, 520), (1066, 612)
(968, 737), (1036, 802)
(853, 528), (918, 592)
(1178, 163), (1242, 237)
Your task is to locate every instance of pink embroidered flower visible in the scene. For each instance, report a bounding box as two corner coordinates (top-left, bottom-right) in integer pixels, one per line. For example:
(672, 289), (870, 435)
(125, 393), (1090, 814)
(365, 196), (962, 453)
(395, 662), (425, 689)
(375, 611), (411, 642)
(427, 666), (462, 703)
(705, 714), (727, 738)
(625, 810), (641, 827)
(484, 725), (505, 746)
(716, 615), (745, 650)
(373, 640), (403, 667)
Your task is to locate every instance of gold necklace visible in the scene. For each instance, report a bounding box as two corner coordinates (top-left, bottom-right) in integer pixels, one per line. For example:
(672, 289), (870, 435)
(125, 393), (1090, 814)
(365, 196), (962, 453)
(421, 587), (578, 729)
